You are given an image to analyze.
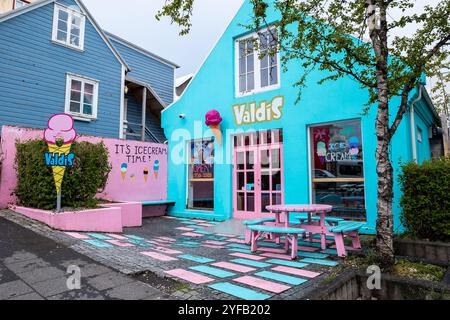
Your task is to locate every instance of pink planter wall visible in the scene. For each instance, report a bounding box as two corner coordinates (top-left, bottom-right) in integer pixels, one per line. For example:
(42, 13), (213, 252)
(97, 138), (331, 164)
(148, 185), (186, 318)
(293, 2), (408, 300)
(11, 205), (123, 233)
(0, 125), (168, 208)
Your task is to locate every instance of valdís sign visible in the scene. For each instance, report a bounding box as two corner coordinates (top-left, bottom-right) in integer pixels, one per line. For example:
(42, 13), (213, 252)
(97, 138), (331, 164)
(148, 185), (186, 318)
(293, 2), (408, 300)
(232, 96), (284, 125)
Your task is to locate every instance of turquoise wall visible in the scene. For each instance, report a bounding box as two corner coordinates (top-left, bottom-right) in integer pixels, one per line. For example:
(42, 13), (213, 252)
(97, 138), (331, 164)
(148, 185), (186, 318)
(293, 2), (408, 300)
(161, 0), (436, 232)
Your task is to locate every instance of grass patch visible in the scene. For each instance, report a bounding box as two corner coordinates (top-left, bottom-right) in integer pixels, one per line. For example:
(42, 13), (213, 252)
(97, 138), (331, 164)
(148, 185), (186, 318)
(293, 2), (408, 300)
(393, 259), (446, 282)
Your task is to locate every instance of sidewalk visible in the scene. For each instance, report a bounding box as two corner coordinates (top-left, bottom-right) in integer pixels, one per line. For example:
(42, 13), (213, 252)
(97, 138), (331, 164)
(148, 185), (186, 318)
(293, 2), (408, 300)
(0, 216), (173, 300)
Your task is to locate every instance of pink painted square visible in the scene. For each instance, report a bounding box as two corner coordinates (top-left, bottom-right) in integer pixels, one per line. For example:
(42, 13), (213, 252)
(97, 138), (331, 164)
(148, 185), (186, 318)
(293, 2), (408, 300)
(261, 252), (292, 260)
(272, 266), (321, 278)
(141, 251), (178, 262)
(181, 232), (204, 237)
(211, 262), (256, 273)
(229, 252), (266, 261)
(203, 240), (226, 245)
(226, 238), (247, 244)
(298, 246), (319, 252)
(106, 234), (128, 240)
(105, 240), (135, 247)
(157, 237), (176, 242)
(64, 232), (90, 240)
(215, 234), (237, 238)
(234, 276), (291, 293)
(258, 247), (287, 254)
(165, 269), (214, 284)
(176, 227), (195, 231)
(201, 245), (226, 249)
(197, 223), (214, 227)
(162, 216), (177, 219)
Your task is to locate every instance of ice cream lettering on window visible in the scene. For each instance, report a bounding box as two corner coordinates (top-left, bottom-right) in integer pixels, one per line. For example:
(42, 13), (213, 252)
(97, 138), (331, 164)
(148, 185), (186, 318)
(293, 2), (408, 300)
(43, 114), (77, 194)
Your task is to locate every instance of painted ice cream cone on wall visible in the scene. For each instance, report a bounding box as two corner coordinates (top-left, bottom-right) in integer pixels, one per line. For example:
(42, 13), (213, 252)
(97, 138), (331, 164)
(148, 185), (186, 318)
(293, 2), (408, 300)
(316, 141), (327, 165)
(143, 166), (149, 182)
(205, 109), (223, 146)
(153, 160), (160, 179)
(44, 114), (77, 194)
(121, 163), (128, 181)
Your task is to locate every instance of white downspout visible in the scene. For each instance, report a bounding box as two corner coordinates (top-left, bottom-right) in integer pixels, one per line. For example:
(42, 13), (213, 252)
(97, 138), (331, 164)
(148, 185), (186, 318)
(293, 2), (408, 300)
(410, 86), (422, 163)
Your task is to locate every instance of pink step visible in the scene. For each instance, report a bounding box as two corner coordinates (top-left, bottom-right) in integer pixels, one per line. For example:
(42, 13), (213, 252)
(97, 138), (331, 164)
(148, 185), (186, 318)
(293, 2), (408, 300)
(272, 266), (321, 278)
(229, 252), (266, 261)
(181, 232), (204, 237)
(141, 251), (178, 262)
(165, 269), (214, 284)
(106, 234), (128, 240)
(176, 227), (195, 231)
(105, 240), (135, 247)
(234, 276), (291, 293)
(64, 232), (90, 240)
(151, 246), (183, 254)
(261, 252), (292, 260)
(211, 262), (256, 273)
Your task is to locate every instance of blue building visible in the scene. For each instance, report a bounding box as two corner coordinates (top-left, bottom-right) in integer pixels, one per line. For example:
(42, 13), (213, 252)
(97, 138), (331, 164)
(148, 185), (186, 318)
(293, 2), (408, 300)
(161, 0), (441, 232)
(0, 0), (178, 142)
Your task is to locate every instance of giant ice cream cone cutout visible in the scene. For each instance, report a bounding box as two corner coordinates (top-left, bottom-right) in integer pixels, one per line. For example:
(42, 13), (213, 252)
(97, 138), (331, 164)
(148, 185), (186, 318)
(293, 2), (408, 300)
(205, 110), (223, 146)
(44, 114), (77, 195)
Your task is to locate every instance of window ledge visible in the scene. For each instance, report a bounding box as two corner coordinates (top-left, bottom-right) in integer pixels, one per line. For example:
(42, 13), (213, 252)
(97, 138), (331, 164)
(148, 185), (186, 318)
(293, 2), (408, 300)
(71, 116), (95, 122)
(51, 40), (84, 52)
(236, 84), (280, 98)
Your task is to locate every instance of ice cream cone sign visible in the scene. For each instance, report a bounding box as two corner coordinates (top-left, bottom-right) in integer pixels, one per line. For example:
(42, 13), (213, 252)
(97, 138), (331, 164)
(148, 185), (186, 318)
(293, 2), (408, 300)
(143, 166), (149, 182)
(153, 160), (160, 179)
(205, 110), (223, 146)
(121, 163), (128, 181)
(43, 114), (77, 195)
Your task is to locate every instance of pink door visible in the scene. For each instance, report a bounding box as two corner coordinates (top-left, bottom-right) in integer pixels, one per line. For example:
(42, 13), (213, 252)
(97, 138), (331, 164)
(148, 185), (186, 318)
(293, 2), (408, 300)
(233, 130), (284, 219)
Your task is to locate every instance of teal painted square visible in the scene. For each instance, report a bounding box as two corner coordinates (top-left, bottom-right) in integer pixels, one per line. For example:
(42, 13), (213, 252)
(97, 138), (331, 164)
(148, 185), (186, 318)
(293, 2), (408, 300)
(176, 243), (197, 248)
(178, 254), (215, 263)
(209, 282), (271, 300)
(258, 242), (282, 248)
(189, 265), (236, 278)
(255, 271), (307, 285)
(181, 241), (200, 245)
(298, 241), (322, 248)
(180, 221), (198, 225)
(128, 240), (153, 247)
(126, 235), (146, 241)
(297, 252), (329, 259)
(194, 230), (213, 235)
(87, 233), (112, 240)
(206, 236), (227, 241)
(226, 243), (250, 249)
(82, 240), (113, 248)
(230, 259), (271, 268)
(266, 259), (308, 268)
(322, 249), (338, 255)
(300, 258), (338, 266)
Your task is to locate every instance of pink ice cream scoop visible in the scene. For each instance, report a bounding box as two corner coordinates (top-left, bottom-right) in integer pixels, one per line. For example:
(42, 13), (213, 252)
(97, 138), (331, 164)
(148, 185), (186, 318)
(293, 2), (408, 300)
(44, 114), (77, 144)
(205, 110), (223, 126)
(205, 110), (223, 146)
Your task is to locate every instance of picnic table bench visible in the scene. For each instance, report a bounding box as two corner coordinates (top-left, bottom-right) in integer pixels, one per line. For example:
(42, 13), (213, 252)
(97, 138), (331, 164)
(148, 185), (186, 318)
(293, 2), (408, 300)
(242, 218), (277, 243)
(247, 224), (305, 260)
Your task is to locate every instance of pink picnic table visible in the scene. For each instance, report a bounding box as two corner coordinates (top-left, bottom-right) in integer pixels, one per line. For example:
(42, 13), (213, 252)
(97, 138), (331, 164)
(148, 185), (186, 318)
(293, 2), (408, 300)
(266, 204), (333, 250)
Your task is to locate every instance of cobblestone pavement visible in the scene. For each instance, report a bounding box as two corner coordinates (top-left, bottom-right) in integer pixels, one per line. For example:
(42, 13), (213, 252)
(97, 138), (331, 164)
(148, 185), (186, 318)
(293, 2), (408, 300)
(0, 210), (343, 300)
(0, 215), (176, 300)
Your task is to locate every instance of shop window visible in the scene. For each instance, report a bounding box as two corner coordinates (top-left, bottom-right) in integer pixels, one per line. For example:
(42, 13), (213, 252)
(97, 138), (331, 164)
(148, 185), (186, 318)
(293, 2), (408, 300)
(310, 119), (366, 221)
(52, 4), (85, 50)
(235, 27), (280, 97)
(187, 139), (214, 211)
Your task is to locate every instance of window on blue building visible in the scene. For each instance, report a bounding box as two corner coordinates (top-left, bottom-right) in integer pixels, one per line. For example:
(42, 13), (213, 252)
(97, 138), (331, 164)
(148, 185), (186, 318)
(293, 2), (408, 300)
(52, 5), (85, 50)
(14, 0), (29, 9)
(65, 74), (99, 120)
(235, 27), (280, 97)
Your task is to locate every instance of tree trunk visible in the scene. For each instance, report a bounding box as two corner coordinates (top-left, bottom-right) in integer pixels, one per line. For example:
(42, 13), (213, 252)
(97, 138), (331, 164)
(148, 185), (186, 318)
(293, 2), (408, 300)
(375, 92), (395, 268)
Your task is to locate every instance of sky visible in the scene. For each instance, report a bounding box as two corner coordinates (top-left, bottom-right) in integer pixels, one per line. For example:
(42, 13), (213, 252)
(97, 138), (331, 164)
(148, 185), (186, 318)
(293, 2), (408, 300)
(83, 0), (244, 78)
(82, 0), (445, 97)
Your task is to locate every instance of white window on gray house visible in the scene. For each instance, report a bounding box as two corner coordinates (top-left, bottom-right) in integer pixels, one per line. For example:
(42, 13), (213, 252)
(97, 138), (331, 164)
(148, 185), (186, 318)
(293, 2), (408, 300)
(52, 5), (85, 50)
(65, 74), (99, 120)
(235, 28), (280, 97)
(14, 0), (28, 9)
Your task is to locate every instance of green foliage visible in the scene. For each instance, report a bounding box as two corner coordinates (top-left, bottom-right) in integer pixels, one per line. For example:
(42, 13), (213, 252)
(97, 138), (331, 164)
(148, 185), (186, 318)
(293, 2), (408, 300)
(15, 140), (111, 210)
(399, 157), (450, 241)
(393, 259), (446, 282)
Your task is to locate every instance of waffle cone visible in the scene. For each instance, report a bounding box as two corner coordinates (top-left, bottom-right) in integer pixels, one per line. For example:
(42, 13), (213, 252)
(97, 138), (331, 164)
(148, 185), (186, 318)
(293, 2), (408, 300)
(48, 143), (72, 194)
(209, 124), (222, 146)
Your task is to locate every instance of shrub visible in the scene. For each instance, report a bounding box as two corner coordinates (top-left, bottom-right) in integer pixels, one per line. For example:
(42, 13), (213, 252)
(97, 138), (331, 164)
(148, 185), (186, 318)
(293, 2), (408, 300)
(15, 139), (111, 210)
(399, 157), (450, 242)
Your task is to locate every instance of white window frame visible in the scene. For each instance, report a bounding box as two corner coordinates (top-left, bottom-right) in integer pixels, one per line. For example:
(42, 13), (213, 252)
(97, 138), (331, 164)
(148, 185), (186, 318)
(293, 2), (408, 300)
(14, 0), (29, 9)
(234, 27), (281, 98)
(64, 73), (99, 121)
(51, 4), (86, 51)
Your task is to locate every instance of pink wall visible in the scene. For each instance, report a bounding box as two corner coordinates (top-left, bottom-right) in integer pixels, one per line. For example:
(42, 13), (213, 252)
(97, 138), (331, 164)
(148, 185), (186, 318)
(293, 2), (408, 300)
(0, 125), (168, 208)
